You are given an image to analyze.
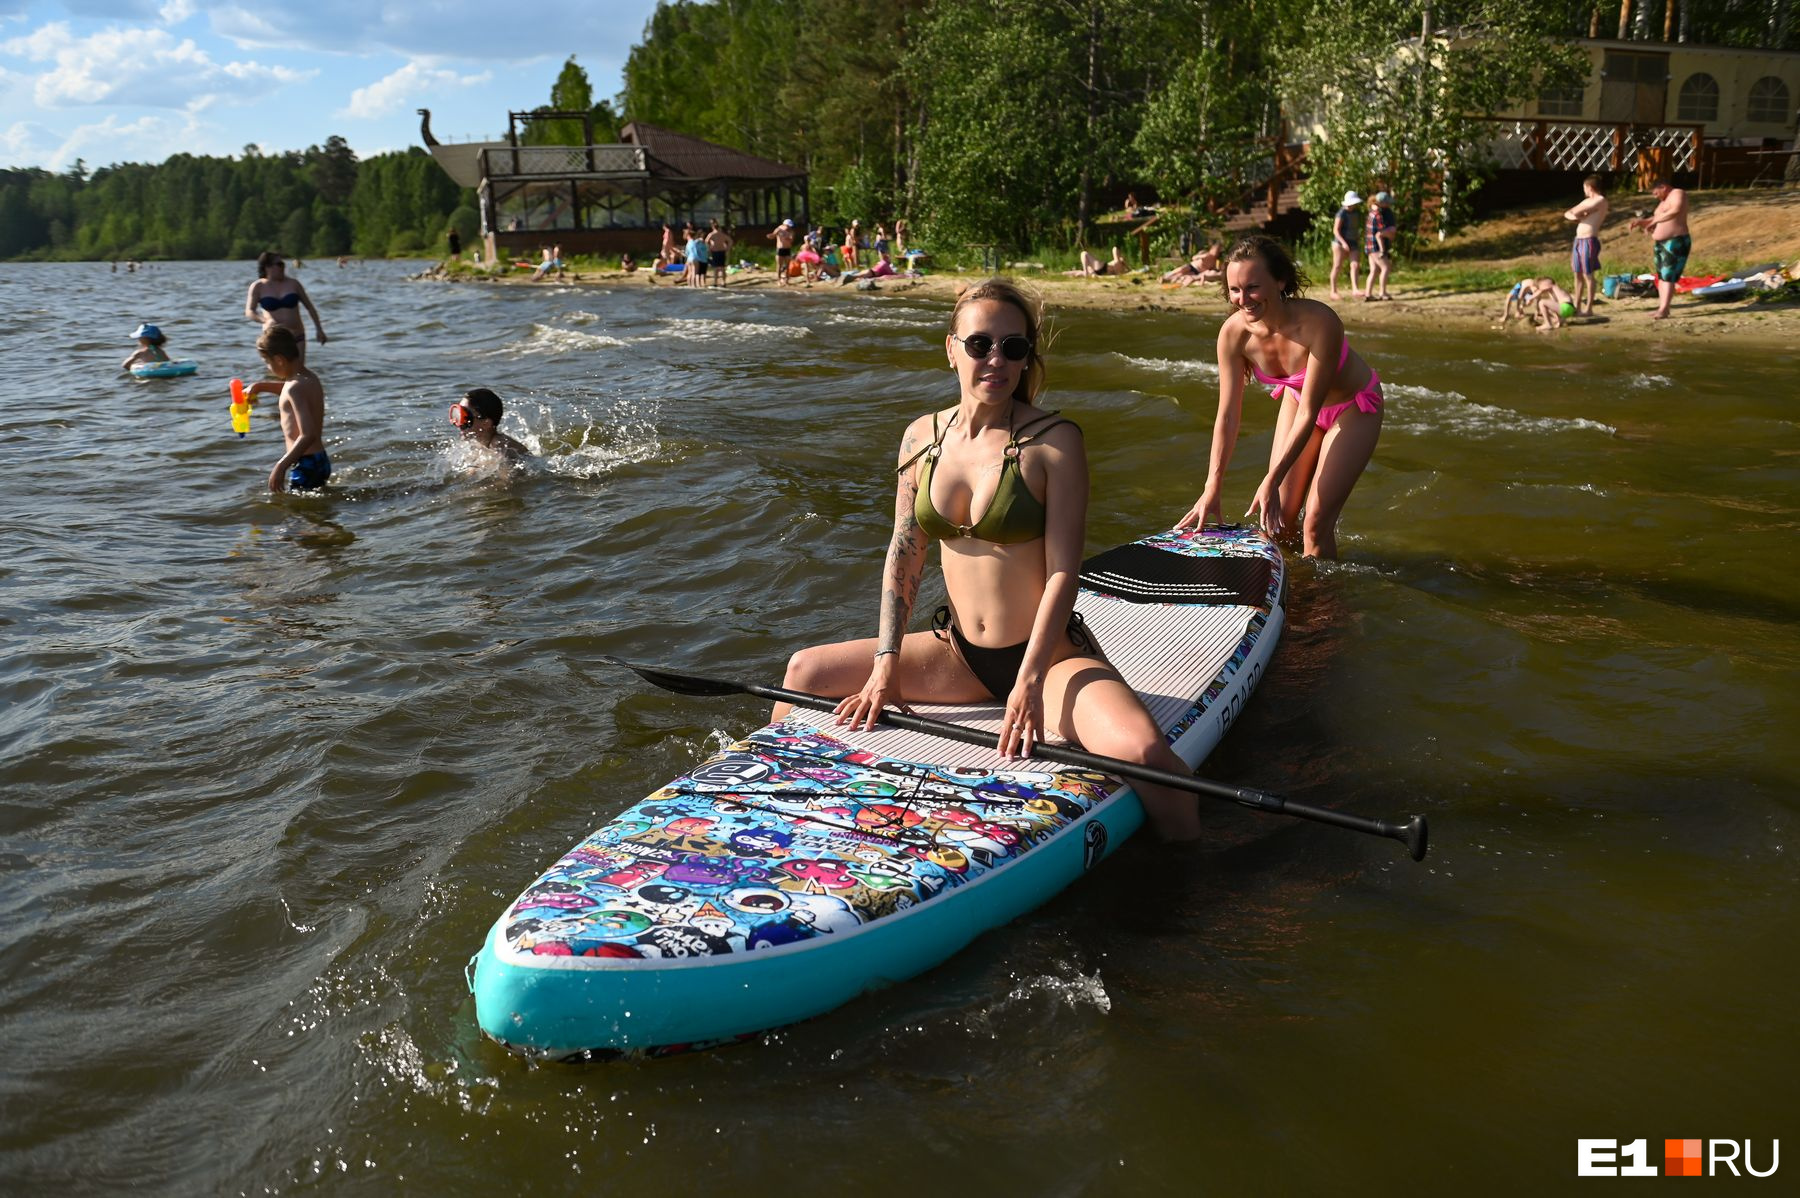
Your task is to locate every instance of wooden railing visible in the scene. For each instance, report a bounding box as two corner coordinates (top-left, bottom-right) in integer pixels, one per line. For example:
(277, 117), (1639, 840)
(1471, 117), (1704, 184)
(480, 144), (648, 179)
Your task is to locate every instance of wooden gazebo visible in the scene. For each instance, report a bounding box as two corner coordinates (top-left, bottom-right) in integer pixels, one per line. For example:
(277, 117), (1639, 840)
(419, 109), (808, 261)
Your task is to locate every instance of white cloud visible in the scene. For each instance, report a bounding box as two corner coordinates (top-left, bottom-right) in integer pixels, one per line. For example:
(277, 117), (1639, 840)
(209, 0), (663, 64)
(4, 110), (197, 170)
(2, 20), (311, 110)
(340, 60), (490, 120)
(159, 0), (196, 25)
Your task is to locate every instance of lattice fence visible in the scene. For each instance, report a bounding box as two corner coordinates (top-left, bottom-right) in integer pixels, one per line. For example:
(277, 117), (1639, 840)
(1481, 120), (1696, 173)
(483, 145), (647, 178)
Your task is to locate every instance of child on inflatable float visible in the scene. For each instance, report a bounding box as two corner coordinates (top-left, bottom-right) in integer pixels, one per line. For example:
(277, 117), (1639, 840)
(122, 323), (171, 370)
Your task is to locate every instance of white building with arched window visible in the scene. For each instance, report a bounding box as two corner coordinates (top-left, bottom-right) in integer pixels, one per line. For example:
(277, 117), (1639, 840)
(1492, 38), (1800, 187)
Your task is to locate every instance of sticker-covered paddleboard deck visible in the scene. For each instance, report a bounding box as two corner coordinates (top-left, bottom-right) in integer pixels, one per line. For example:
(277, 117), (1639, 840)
(470, 524), (1285, 1059)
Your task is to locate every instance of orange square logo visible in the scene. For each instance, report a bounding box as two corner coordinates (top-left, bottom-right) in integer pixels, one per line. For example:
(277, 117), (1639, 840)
(1666, 1139), (1703, 1177)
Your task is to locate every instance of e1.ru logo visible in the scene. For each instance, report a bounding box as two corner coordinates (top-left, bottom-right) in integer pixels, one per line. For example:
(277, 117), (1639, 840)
(1578, 1139), (1780, 1177)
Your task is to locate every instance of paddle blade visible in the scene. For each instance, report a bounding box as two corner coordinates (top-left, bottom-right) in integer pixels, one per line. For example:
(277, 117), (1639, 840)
(599, 656), (748, 698)
(1404, 815), (1430, 862)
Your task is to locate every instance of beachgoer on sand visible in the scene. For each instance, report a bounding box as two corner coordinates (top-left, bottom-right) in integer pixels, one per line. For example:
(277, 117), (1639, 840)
(1161, 243), (1222, 287)
(1564, 175), (1609, 316)
(1628, 179), (1690, 321)
(1499, 276), (1577, 330)
(706, 220), (733, 289)
(1364, 192), (1396, 300)
(1329, 191), (1362, 300)
(1065, 246), (1128, 278)
(768, 218), (797, 285)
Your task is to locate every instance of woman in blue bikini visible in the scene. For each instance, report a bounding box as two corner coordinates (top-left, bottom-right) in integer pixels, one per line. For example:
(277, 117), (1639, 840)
(776, 278), (1199, 839)
(245, 251), (327, 362)
(1177, 235), (1382, 559)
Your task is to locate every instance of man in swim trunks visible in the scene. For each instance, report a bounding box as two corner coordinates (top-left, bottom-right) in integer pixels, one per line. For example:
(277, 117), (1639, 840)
(705, 220), (733, 289)
(1628, 179), (1690, 321)
(1563, 174), (1608, 316)
(767, 218), (797, 286)
(251, 325), (330, 493)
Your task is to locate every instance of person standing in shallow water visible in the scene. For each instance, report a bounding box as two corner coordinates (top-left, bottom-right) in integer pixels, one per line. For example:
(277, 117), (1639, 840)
(249, 325), (329, 494)
(245, 251), (327, 363)
(1177, 236), (1383, 560)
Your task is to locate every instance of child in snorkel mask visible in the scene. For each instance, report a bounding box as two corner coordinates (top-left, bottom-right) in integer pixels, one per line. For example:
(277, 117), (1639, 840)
(449, 388), (533, 462)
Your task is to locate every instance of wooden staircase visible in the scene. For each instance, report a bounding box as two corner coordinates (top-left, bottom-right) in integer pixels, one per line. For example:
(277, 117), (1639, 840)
(1204, 132), (1310, 237)
(1222, 179), (1304, 232)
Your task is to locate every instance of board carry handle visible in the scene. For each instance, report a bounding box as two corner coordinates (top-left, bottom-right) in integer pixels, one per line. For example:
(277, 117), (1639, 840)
(602, 656), (1430, 862)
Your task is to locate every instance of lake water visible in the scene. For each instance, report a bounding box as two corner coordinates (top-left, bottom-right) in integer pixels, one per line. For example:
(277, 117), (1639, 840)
(2, 260), (1795, 1192)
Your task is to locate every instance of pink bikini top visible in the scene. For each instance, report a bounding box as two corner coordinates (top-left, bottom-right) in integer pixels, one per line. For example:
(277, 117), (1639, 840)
(1249, 337), (1351, 399)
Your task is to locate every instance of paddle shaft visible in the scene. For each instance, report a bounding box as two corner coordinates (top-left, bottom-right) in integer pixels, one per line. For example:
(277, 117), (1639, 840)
(737, 678), (1426, 859)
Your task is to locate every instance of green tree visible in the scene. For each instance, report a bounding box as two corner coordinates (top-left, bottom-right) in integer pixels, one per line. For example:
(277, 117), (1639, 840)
(1288, 0), (1586, 244)
(311, 196), (353, 257)
(904, 0), (1170, 250)
(308, 135), (358, 204)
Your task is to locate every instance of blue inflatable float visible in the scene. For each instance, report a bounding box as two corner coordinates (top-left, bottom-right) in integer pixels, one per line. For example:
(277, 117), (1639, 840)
(130, 360), (199, 378)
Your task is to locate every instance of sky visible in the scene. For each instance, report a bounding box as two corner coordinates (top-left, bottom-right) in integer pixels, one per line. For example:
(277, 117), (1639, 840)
(0, 0), (666, 172)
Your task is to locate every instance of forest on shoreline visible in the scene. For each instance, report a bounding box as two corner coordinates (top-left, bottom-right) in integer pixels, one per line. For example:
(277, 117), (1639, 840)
(0, 139), (473, 263)
(4, 0), (1794, 263)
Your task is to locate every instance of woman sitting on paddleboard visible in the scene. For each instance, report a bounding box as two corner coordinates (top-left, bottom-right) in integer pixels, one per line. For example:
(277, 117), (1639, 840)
(776, 278), (1199, 839)
(1177, 235), (1382, 559)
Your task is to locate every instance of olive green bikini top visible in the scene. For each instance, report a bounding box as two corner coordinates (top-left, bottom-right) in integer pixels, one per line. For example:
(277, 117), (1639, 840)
(901, 407), (1075, 545)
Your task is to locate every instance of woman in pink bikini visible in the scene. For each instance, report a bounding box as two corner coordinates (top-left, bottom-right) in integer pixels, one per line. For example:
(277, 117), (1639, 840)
(1177, 235), (1382, 559)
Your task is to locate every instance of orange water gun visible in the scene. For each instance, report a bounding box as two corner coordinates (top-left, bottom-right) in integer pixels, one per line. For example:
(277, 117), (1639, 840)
(230, 378), (251, 437)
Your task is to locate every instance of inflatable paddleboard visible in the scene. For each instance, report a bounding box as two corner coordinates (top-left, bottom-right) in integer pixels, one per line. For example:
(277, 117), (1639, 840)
(470, 523), (1285, 1059)
(130, 360), (199, 378)
(1692, 279), (1749, 302)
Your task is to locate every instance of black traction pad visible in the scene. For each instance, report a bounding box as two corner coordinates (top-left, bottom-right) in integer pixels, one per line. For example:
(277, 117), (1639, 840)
(1078, 543), (1273, 605)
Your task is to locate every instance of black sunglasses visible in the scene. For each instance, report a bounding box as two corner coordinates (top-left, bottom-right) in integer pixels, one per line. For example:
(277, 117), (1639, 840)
(953, 333), (1032, 362)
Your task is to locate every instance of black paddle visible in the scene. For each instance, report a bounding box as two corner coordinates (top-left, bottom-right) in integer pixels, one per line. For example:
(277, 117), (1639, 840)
(601, 656), (1429, 861)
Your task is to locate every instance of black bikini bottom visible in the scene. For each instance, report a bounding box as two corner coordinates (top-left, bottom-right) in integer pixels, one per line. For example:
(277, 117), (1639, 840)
(932, 605), (1099, 701)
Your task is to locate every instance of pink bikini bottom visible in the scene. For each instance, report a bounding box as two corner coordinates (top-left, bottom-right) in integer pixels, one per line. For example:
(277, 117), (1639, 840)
(1308, 370), (1383, 431)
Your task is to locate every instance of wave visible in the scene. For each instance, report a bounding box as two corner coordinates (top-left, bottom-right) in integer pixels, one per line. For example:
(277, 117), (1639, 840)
(1389, 390), (1615, 438)
(1628, 372), (1673, 389)
(819, 310), (940, 330)
(1112, 353), (1219, 381)
(1381, 382), (1468, 403)
(489, 324), (630, 357)
(656, 317), (808, 341)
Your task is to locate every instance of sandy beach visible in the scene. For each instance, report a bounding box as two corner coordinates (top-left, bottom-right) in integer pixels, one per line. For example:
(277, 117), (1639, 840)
(445, 188), (1800, 347)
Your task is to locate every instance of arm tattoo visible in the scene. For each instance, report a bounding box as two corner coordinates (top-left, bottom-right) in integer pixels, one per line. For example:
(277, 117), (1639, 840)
(879, 429), (927, 652)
